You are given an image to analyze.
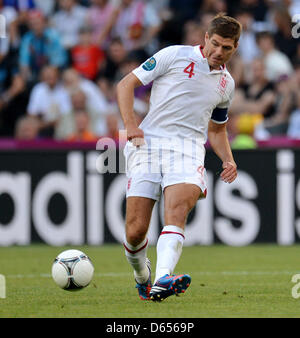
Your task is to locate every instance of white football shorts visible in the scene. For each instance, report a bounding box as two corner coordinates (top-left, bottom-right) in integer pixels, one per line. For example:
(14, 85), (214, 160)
(124, 141), (208, 201)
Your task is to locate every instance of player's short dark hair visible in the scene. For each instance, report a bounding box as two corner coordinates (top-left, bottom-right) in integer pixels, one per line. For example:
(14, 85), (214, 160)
(207, 13), (242, 46)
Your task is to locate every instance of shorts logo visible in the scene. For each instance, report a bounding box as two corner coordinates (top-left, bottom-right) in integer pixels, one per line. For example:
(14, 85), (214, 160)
(197, 165), (204, 175)
(127, 178), (132, 191)
(142, 57), (156, 71)
(197, 165), (206, 187)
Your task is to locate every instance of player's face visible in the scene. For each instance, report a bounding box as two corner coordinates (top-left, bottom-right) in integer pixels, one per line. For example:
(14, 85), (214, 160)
(204, 33), (237, 69)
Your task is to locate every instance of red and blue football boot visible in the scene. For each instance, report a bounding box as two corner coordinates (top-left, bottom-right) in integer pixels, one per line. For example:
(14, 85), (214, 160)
(150, 274), (191, 301)
(135, 258), (152, 300)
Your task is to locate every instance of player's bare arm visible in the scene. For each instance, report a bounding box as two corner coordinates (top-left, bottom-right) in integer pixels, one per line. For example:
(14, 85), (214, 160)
(116, 73), (145, 146)
(208, 120), (237, 183)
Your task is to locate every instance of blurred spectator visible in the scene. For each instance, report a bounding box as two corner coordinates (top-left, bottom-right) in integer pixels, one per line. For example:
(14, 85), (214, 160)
(5, 1), (37, 45)
(51, 0), (88, 50)
(255, 74), (295, 138)
(62, 68), (108, 112)
(0, 0), (19, 93)
(272, 5), (299, 62)
(157, 14), (181, 46)
(55, 88), (84, 139)
(0, 0), (299, 143)
(4, 0), (35, 11)
(102, 37), (128, 81)
(105, 112), (120, 140)
(256, 31), (293, 82)
(198, 11), (216, 31)
(238, 0), (268, 22)
(78, 0), (92, 7)
(147, 0), (169, 12)
(133, 97), (148, 123)
(287, 61), (300, 138)
(289, 61), (300, 110)
(119, 51), (142, 78)
(0, 74), (29, 136)
(34, 0), (55, 17)
(146, 0), (172, 21)
(287, 108), (300, 138)
(201, 0), (227, 14)
(0, 0), (18, 61)
(71, 26), (105, 80)
(226, 53), (245, 88)
(27, 65), (70, 137)
(282, 0), (300, 17)
(234, 8), (260, 66)
(19, 10), (67, 83)
(66, 110), (98, 142)
(230, 58), (275, 116)
(169, 0), (201, 23)
(62, 69), (109, 134)
(118, 49), (151, 105)
(296, 45), (300, 64)
(182, 20), (205, 46)
(112, 0), (161, 54)
(14, 115), (40, 140)
(229, 113), (259, 149)
(13, 7), (32, 39)
(97, 75), (115, 103)
(231, 134), (258, 149)
(86, 0), (119, 50)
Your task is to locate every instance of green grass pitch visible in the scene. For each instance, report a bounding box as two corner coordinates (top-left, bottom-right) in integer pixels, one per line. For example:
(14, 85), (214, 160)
(0, 244), (300, 318)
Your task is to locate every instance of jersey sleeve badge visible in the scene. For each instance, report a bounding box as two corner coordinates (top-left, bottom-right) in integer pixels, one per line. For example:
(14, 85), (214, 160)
(142, 57), (157, 71)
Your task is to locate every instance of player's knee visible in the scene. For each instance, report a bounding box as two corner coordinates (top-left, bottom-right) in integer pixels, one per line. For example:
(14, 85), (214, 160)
(126, 230), (146, 247)
(126, 220), (147, 247)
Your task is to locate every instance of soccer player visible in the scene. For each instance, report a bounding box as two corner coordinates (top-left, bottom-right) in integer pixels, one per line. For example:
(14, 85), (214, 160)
(117, 14), (240, 301)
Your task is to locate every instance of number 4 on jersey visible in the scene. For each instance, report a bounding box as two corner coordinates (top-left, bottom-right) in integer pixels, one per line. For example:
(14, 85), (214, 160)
(184, 62), (195, 78)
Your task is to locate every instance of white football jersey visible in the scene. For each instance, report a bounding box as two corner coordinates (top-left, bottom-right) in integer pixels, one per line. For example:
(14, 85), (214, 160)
(132, 45), (235, 148)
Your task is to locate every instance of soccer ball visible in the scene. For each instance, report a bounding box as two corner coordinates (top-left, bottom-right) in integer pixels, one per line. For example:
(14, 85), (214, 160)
(51, 249), (94, 291)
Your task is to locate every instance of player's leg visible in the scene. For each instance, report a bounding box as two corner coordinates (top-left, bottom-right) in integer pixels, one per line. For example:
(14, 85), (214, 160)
(164, 183), (201, 227)
(150, 183), (202, 301)
(123, 196), (156, 300)
(123, 141), (162, 299)
(125, 196), (155, 246)
(156, 183), (201, 279)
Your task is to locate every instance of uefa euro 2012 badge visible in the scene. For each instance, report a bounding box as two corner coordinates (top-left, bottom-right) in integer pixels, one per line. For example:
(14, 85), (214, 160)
(142, 57), (156, 71)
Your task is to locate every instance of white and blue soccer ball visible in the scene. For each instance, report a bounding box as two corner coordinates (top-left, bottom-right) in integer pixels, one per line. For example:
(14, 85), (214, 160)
(51, 249), (94, 291)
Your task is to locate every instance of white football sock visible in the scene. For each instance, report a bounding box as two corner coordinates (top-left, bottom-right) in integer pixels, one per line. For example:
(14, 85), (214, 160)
(154, 225), (185, 284)
(123, 237), (150, 284)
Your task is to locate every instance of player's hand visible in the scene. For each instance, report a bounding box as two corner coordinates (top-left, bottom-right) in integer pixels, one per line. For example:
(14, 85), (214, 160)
(220, 161), (237, 183)
(126, 126), (145, 147)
